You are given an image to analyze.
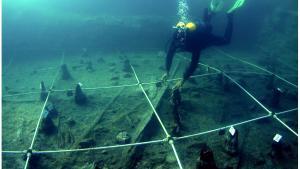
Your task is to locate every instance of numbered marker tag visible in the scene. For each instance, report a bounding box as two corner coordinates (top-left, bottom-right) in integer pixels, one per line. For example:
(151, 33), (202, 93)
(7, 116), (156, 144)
(229, 126), (236, 136)
(273, 134), (282, 143)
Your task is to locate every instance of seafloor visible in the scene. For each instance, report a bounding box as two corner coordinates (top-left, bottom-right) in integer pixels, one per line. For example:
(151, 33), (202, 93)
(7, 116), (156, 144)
(2, 47), (298, 169)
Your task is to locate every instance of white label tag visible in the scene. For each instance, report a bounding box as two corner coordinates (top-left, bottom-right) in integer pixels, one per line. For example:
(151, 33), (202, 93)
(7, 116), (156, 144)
(229, 126), (235, 136)
(273, 134), (282, 143)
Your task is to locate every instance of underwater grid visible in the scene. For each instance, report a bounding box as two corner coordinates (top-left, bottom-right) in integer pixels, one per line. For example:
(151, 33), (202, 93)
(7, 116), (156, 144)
(2, 49), (298, 169)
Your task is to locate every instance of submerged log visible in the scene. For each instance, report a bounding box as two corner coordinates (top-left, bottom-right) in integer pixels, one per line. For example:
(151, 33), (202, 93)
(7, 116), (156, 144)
(54, 58), (182, 168)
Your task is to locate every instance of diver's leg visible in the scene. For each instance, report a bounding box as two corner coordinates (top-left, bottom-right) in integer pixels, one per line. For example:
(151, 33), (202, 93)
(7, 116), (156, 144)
(203, 8), (215, 24)
(224, 13), (234, 43)
(209, 13), (233, 46)
(183, 51), (200, 82)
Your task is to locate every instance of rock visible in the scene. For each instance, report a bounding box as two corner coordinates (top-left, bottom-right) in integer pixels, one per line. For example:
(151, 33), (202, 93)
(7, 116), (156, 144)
(224, 127), (239, 155)
(116, 131), (131, 144)
(75, 83), (87, 105)
(40, 81), (47, 102)
(45, 103), (59, 118)
(40, 109), (57, 135)
(196, 145), (217, 169)
(60, 64), (73, 80)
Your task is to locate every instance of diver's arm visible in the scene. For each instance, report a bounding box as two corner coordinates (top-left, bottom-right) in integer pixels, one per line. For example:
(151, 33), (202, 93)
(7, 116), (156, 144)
(166, 38), (177, 75)
(209, 13), (233, 46)
(183, 50), (200, 82)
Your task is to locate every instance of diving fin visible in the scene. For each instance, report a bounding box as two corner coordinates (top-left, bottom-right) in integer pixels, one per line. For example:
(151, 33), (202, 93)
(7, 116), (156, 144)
(227, 0), (245, 13)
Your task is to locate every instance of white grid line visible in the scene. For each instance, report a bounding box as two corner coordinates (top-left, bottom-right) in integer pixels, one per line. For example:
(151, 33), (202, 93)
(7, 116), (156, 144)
(3, 91), (41, 98)
(52, 83), (139, 92)
(23, 55), (65, 169)
(130, 65), (170, 137)
(3, 0), (297, 167)
(2, 54), (297, 169)
(273, 115), (298, 136)
(181, 55), (298, 137)
(215, 48), (298, 88)
(130, 64), (184, 169)
(170, 141), (184, 169)
(224, 74), (273, 115)
(2, 150), (25, 154)
(2, 108), (295, 154)
(33, 139), (165, 154)
(4, 69), (280, 98)
(3, 72), (219, 98)
(174, 114), (272, 140)
(275, 108), (298, 115)
(197, 59), (298, 137)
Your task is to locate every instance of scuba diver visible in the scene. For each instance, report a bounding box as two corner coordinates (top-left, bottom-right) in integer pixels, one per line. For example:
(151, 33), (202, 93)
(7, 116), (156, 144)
(163, 0), (245, 90)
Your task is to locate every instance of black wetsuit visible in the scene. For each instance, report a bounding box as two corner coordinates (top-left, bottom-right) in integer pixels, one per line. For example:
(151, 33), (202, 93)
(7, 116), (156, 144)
(166, 9), (233, 82)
